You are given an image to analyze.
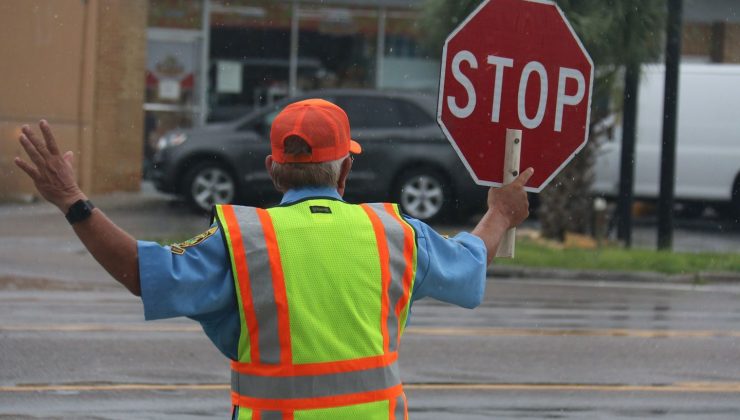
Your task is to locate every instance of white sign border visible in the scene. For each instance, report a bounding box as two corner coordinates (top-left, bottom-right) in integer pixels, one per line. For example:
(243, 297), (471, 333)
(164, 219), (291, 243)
(436, 0), (595, 193)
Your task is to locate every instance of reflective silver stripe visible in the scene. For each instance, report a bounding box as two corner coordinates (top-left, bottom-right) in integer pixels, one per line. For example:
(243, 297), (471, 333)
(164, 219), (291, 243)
(231, 361), (401, 400)
(367, 203), (409, 352)
(231, 206), (282, 365)
(394, 394), (406, 419)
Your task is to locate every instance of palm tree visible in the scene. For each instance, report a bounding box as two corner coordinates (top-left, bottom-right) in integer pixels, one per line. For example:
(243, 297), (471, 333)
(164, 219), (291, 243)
(422, 0), (665, 240)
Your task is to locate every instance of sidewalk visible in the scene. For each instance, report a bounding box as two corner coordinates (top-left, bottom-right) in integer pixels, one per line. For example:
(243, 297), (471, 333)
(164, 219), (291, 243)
(1, 182), (738, 289)
(487, 265), (740, 284)
(0, 183), (207, 291)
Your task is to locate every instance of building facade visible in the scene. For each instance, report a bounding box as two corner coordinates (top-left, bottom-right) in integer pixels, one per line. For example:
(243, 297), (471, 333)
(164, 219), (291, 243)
(0, 0), (148, 201)
(2, 0), (738, 201)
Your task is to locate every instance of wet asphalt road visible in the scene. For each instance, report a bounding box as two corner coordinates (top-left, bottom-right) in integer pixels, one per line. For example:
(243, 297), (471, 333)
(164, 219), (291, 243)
(1, 187), (740, 419)
(3, 280), (740, 419)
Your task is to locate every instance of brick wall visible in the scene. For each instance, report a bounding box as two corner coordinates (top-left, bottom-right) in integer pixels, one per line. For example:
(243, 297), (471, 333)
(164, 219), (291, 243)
(683, 21), (740, 63)
(0, 0), (147, 202)
(722, 23), (740, 63)
(682, 23), (712, 59)
(91, 1), (148, 194)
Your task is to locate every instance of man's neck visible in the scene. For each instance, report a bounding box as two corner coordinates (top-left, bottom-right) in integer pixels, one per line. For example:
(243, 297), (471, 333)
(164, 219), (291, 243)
(280, 186), (342, 205)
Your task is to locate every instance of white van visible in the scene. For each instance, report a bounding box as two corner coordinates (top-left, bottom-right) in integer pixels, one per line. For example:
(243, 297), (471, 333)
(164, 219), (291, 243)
(592, 63), (740, 216)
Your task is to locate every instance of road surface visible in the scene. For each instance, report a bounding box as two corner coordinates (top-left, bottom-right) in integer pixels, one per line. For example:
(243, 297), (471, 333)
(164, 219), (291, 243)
(1, 187), (739, 418)
(2, 278), (740, 419)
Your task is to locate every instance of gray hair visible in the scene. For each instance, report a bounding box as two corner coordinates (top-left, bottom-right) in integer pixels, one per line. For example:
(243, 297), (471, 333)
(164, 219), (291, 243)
(270, 136), (345, 191)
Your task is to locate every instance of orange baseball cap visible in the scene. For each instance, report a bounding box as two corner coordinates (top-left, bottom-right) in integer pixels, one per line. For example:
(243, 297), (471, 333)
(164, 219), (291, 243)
(270, 98), (362, 163)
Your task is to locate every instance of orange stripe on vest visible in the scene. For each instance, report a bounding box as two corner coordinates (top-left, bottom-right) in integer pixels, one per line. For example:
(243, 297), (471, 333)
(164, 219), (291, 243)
(360, 204), (392, 353)
(231, 384), (404, 411)
(256, 208), (293, 365)
(222, 205), (261, 363)
(231, 352), (398, 377)
(384, 204), (415, 350)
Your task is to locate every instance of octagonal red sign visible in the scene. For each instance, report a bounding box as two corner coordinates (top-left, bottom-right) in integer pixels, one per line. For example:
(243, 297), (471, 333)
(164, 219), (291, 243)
(437, 0), (594, 191)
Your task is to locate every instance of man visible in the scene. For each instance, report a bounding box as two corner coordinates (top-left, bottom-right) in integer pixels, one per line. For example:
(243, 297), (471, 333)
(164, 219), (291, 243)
(15, 99), (532, 419)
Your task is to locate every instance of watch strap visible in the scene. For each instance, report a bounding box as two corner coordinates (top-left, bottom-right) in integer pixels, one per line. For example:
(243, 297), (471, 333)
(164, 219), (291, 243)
(65, 199), (96, 225)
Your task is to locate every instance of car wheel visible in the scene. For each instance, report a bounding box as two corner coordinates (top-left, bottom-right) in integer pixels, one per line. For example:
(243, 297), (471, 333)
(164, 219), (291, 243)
(395, 167), (452, 223)
(183, 162), (237, 212)
(732, 176), (740, 221)
(677, 202), (706, 219)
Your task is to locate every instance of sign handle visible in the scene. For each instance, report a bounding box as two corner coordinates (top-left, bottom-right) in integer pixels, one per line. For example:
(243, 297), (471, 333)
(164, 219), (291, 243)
(495, 128), (522, 259)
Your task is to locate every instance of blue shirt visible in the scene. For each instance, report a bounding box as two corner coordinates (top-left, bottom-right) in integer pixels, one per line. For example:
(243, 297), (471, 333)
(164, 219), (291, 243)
(138, 187), (488, 360)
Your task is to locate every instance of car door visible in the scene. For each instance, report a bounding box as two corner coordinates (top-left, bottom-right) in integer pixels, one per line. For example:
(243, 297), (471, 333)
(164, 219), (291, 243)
(232, 107), (283, 203)
(334, 95), (410, 200)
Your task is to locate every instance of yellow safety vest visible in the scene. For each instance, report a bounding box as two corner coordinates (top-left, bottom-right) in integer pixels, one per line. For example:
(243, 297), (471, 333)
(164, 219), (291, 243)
(214, 198), (418, 420)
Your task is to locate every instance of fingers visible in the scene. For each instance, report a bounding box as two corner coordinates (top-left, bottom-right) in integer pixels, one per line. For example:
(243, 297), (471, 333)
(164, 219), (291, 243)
(13, 157), (40, 179)
(19, 134), (46, 169)
(63, 150), (74, 165)
(39, 120), (60, 155)
(21, 124), (51, 158)
(512, 167), (534, 187)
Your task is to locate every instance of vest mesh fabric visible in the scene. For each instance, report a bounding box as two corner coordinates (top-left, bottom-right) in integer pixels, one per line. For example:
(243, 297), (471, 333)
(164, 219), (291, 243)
(217, 199), (417, 419)
(237, 400), (391, 420)
(268, 199), (384, 363)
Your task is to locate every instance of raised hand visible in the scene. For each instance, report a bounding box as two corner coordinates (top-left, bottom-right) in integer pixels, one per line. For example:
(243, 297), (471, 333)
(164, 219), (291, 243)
(487, 167), (533, 229)
(14, 120), (85, 212)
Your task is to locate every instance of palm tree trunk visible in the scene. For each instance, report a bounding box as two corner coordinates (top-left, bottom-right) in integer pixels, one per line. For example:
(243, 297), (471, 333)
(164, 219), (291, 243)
(537, 136), (596, 241)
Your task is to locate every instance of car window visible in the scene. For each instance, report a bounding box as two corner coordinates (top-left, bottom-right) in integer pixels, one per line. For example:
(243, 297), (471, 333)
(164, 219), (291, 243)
(263, 109), (280, 128)
(239, 96), (337, 133)
(337, 96), (403, 129)
(235, 106), (284, 134)
(396, 99), (435, 128)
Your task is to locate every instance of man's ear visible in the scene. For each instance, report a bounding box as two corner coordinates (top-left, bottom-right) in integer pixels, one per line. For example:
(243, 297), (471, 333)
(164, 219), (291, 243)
(265, 155), (274, 176)
(337, 155), (353, 197)
(266, 155), (284, 193)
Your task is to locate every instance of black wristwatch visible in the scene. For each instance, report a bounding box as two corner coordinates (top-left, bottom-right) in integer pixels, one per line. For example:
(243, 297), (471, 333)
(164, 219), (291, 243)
(65, 199), (96, 225)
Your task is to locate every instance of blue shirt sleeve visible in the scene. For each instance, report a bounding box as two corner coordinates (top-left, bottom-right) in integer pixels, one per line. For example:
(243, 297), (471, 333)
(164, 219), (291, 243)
(137, 227), (239, 359)
(136, 209), (487, 358)
(406, 218), (488, 309)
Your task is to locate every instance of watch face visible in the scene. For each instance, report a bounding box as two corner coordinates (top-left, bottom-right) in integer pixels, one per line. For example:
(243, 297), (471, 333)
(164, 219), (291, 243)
(66, 200), (94, 224)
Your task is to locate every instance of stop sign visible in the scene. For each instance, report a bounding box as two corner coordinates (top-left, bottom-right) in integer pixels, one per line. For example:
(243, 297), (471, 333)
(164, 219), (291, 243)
(437, 0), (593, 191)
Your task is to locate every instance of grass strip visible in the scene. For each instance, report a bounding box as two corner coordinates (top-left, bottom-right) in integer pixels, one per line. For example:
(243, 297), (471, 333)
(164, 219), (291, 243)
(495, 238), (740, 274)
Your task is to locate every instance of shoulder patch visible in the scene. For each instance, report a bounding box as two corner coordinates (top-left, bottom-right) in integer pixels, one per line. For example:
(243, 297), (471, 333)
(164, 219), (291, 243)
(171, 226), (218, 255)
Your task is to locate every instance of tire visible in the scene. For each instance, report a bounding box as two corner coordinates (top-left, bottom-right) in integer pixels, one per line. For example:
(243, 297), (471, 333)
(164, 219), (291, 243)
(677, 202), (706, 219)
(732, 177), (740, 221)
(182, 162), (237, 212)
(394, 167), (453, 223)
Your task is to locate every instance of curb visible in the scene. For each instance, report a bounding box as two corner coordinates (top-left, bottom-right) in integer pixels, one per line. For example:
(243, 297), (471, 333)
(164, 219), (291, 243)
(487, 265), (740, 284)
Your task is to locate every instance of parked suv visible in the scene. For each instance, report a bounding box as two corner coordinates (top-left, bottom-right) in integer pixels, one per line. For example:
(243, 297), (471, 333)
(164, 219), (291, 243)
(149, 89), (487, 222)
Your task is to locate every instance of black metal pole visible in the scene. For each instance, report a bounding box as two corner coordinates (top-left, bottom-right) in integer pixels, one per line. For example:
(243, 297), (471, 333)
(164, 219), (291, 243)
(657, 0), (683, 250)
(617, 63), (640, 248)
